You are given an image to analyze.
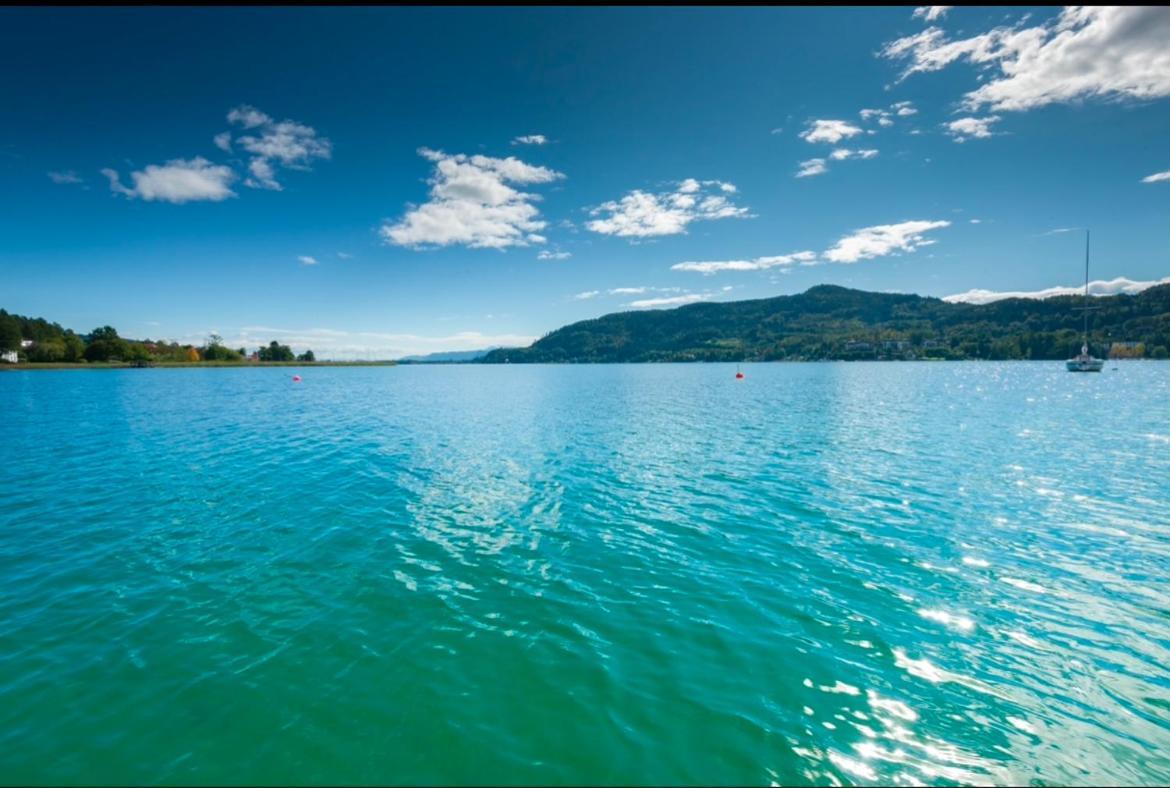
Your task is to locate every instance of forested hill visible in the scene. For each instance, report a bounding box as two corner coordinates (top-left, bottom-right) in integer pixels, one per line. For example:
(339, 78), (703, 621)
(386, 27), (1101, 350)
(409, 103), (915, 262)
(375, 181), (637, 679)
(480, 283), (1170, 363)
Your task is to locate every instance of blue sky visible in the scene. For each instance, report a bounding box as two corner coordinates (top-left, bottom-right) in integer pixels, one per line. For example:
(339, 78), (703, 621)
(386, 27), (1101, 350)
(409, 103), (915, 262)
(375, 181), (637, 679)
(2, 6), (1168, 358)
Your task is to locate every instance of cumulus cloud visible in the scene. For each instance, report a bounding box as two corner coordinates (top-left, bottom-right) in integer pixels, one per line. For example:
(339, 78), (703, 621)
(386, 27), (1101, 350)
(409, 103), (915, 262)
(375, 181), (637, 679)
(800, 119), (865, 144)
(247, 158), (281, 190)
(47, 170), (83, 185)
(672, 250), (818, 275)
(223, 104), (331, 191)
(945, 116), (1000, 142)
(298, 255), (318, 265)
(798, 149), (876, 179)
(882, 7), (1170, 113)
(628, 293), (710, 309)
(860, 101), (916, 128)
(226, 106), (270, 129)
(859, 108), (894, 127)
(512, 134), (547, 145)
(830, 148), (879, 160)
(796, 158), (828, 178)
(823, 220), (951, 263)
(101, 157), (236, 204)
(537, 249), (572, 260)
(912, 6), (952, 22)
(573, 290), (600, 300)
(213, 132), (232, 152)
(586, 179), (750, 238)
(1142, 170), (1170, 183)
(944, 276), (1170, 304)
(382, 147), (564, 249)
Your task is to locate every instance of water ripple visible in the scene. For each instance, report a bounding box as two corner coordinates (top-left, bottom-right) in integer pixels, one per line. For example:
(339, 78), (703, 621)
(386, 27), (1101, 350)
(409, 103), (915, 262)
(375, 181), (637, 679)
(1, 362), (1169, 784)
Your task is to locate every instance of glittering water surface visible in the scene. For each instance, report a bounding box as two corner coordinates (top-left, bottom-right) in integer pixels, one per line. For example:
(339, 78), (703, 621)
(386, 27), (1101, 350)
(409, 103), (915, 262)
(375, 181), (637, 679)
(2, 363), (1170, 786)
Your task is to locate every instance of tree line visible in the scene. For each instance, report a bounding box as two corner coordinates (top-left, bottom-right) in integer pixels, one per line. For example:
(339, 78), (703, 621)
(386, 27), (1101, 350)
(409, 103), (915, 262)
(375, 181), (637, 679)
(0, 311), (315, 364)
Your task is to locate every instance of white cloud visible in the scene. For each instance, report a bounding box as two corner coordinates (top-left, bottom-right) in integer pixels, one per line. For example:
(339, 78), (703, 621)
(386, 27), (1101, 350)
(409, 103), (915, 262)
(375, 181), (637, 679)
(337, 252), (353, 259)
(829, 148), (879, 160)
(672, 250), (818, 275)
(213, 132), (232, 152)
(573, 290), (600, 300)
(628, 293), (710, 309)
(1142, 170), (1170, 183)
(608, 287), (648, 295)
(912, 6), (952, 22)
(226, 106), (271, 129)
(47, 170), (83, 185)
(298, 255), (318, 265)
(800, 119), (864, 144)
(247, 157), (281, 190)
(944, 276), (1170, 304)
(382, 147), (564, 249)
(860, 108), (895, 127)
(101, 157), (236, 204)
(823, 220), (951, 263)
(969, 218), (982, 224)
(512, 134), (548, 145)
(205, 325), (538, 360)
(537, 249), (572, 260)
(586, 179), (750, 238)
(893, 101), (918, 116)
(945, 116), (1000, 142)
(796, 158), (828, 178)
(882, 7), (1170, 113)
(224, 104), (331, 191)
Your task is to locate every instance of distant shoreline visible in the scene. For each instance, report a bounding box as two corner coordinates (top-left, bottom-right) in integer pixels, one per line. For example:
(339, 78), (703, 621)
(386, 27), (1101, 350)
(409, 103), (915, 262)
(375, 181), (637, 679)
(0, 361), (397, 371)
(6, 359), (1163, 372)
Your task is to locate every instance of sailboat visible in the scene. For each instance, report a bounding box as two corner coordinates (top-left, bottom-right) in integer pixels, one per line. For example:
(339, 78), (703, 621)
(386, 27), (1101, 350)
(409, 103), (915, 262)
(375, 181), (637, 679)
(1066, 229), (1104, 372)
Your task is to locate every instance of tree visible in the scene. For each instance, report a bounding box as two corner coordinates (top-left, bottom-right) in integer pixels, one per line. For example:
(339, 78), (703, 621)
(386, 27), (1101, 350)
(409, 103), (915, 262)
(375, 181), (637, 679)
(0, 311), (23, 352)
(186, 346), (201, 362)
(297, 349), (315, 362)
(258, 340), (294, 362)
(84, 325), (129, 362)
(28, 339), (65, 362)
(62, 332), (85, 362)
(200, 333), (242, 361)
(125, 343), (150, 363)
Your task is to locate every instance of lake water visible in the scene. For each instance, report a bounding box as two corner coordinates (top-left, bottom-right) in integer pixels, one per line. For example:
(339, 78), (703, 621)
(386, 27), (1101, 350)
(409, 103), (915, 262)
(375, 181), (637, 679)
(2, 362), (1170, 785)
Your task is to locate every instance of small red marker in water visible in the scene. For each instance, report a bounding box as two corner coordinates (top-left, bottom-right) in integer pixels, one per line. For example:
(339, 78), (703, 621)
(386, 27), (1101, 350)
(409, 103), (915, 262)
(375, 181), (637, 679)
(735, 372), (745, 380)
(292, 375), (302, 382)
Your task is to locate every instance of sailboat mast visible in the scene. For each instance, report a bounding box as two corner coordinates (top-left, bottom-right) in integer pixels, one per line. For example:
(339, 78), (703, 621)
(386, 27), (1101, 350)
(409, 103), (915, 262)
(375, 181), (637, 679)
(1083, 229), (1090, 347)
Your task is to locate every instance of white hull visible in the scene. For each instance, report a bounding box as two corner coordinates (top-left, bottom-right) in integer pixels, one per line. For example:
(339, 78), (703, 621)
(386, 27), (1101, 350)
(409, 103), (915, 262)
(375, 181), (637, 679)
(1066, 357), (1104, 372)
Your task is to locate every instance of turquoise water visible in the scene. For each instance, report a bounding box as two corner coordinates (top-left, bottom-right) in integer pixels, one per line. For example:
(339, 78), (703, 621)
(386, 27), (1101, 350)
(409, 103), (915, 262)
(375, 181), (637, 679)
(2, 362), (1170, 785)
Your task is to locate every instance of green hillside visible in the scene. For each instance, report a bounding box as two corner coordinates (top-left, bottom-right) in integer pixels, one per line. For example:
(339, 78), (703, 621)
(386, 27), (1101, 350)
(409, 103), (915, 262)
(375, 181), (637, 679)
(481, 283), (1170, 363)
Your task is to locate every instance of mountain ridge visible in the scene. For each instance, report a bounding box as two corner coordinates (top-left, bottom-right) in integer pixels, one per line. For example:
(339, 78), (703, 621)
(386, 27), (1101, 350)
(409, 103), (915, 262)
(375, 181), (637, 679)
(480, 283), (1170, 363)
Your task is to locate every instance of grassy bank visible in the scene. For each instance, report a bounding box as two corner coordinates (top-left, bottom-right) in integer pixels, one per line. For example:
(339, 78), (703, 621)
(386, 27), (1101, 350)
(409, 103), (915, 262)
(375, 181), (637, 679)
(1, 361), (397, 371)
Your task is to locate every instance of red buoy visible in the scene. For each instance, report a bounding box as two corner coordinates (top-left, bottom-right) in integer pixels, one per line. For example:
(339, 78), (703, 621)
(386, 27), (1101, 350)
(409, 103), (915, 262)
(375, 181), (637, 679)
(735, 372), (745, 380)
(292, 375), (302, 382)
